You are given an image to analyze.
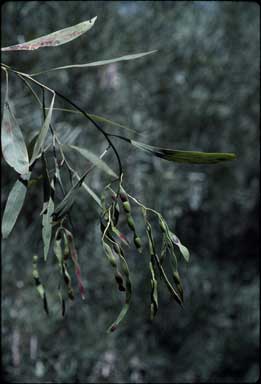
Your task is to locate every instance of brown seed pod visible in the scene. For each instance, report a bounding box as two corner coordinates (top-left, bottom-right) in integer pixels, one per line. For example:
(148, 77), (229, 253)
(119, 191), (128, 203)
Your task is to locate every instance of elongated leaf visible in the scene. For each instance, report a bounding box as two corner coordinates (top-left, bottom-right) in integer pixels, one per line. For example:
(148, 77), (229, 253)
(1, 101), (29, 175)
(31, 50), (157, 76)
(2, 177), (29, 239)
(169, 231), (190, 263)
(131, 140), (236, 164)
(2, 17), (97, 51)
(46, 108), (142, 136)
(67, 145), (117, 178)
(52, 168), (88, 220)
(30, 94), (55, 165)
(79, 176), (102, 207)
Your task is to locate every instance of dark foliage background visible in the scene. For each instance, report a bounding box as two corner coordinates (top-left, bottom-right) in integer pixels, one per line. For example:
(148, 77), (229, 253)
(1, 1), (259, 383)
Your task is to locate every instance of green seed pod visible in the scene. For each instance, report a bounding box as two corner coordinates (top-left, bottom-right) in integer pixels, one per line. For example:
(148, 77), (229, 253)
(123, 201), (131, 213)
(127, 215), (136, 231)
(134, 236), (142, 252)
(172, 271), (183, 301)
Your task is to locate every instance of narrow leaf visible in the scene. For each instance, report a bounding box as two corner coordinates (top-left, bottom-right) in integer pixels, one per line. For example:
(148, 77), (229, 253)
(31, 50), (157, 76)
(30, 94), (55, 165)
(169, 231), (190, 263)
(2, 17), (97, 51)
(131, 140), (236, 164)
(2, 177), (29, 239)
(1, 101), (29, 175)
(67, 144), (117, 178)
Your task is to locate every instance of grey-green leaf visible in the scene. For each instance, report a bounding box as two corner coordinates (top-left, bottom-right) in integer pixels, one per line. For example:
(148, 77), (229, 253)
(1, 101), (29, 175)
(169, 231), (190, 263)
(2, 178), (28, 239)
(67, 145), (117, 178)
(131, 140), (236, 164)
(31, 50), (157, 76)
(2, 17), (97, 51)
(30, 94), (55, 165)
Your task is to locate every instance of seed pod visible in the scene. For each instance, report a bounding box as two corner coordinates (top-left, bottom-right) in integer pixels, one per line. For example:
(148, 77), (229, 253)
(172, 270), (183, 301)
(119, 190), (128, 203)
(103, 241), (117, 268)
(134, 235), (142, 253)
(127, 215), (135, 231)
(122, 201), (131, 213)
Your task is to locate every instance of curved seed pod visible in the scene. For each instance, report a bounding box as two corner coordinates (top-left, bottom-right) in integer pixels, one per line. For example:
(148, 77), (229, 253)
(144, 218), (159, 319)
(119, 187), (142, 252)
(102, 238), (125, 293)
(154, 253), (183, 306)
(142, 209), (182, 306)
(172, 270), (184, 302)
(127, 215), (135, 231)
(63, 229), (85, 300)
(107, 243), (132, 332)
(159, 234), (168, 264)
(149, 262), (158, 320)
(32, 255), (49, 315)
(102, 241), (117, 268)
(62, 262), (74, 300)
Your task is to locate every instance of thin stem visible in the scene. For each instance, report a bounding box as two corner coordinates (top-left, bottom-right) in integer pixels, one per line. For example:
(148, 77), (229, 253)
(52, 88), (123, 178)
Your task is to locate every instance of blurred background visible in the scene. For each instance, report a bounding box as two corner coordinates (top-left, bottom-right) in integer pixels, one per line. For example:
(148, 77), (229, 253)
(1, 1), (259, 382)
